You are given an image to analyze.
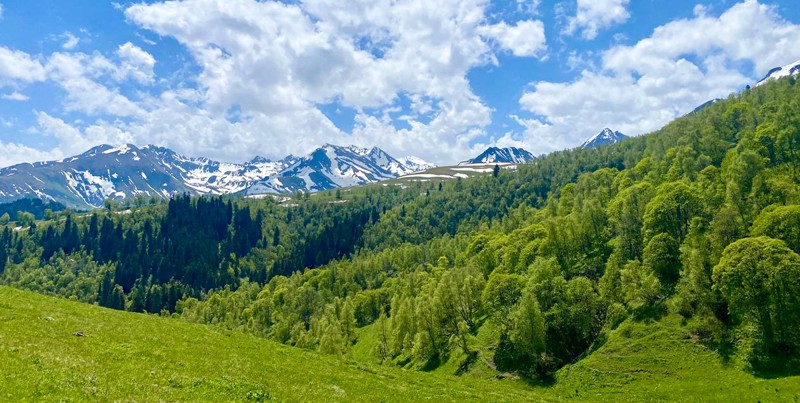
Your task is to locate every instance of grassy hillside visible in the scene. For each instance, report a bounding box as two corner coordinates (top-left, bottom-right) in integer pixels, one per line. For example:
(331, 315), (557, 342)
(0, 287), (535, 402)
(2, 286), (798, 402)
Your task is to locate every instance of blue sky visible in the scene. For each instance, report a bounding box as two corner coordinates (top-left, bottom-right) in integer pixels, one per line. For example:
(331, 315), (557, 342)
(1, 0), (799, 165)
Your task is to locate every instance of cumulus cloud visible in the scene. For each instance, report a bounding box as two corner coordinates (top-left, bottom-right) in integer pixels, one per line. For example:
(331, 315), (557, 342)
(117, 42), (155, 84)
(122, 0), (540, 163)
(0, 46), (46, 85)
(0, 0), (555, 165)
(518, 0), (800, 153)
(62, 32), (80, 50)
(478, 20), (547, 58)
(565, 0), (630, 40)
(0, 141), (60, 168)
(35, 111), (134, 156)
(1, 91), (28, 101)
(45, 52), (145, 117)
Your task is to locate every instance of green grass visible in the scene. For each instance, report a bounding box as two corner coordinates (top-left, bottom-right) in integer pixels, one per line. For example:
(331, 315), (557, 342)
(1, 287), (799, 402)
(0, 287), (538, 402)
(555, 316), (800, 402)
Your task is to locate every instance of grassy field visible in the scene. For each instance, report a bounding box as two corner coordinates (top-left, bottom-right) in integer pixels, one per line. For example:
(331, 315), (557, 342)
(0, 287), (537, 402)
(1, 286), (799, 402)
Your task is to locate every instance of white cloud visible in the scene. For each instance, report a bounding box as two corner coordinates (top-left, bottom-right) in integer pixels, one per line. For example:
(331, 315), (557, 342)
(518, 0), (800, 154)
(0, 4), (4, 19)
(565, 0), (630, 40)
(62, 32), (80, 50)
(0, 112), (133, 167)
(34, 111), (134, 156)
(0, 141), (60, 168)
(117, 42), (155, 84)
(479, 20), (547, 58)
(45, 52), (145, 117)
(1, 91), (28, 101)
(123, 0), (538, 163)
(0, 46), (46, 84)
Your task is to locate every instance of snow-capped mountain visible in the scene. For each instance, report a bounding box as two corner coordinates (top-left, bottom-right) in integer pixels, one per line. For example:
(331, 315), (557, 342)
(400, 156), (436, 172)
(0, 144), (431, 208)
(244, 144), (432, 195)
(756, 59), (800, 87)
(460, 147), (536, 165)
(581, 128), (628, 149)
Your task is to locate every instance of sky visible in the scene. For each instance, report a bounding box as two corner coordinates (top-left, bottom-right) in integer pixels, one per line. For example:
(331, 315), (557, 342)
(1, 0), (800, 166)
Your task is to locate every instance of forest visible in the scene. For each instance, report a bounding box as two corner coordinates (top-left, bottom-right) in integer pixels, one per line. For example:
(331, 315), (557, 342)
(1, 76), (800, 379)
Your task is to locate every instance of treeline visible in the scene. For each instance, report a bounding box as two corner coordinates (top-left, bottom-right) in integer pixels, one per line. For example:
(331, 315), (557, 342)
(0, 186), (424, 313)
(2, 76), (800, 377)
(0, 198), (66, 223)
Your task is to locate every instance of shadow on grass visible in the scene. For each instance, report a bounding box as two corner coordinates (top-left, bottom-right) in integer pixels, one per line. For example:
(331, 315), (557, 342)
(454, 351), (478, 376)
(752, 353), (800, 379)
(418, 354), (444, 372)
(518, 373), (556, 388)
(631, 301), (668, 322)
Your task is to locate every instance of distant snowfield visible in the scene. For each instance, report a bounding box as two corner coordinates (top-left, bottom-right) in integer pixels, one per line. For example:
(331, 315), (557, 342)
(400, 174), (455, 179)
(450, 167), (495, 173)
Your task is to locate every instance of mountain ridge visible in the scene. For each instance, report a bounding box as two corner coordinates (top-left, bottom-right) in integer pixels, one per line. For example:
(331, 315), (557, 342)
(0, 143), (433, 208)
(580, 128), (628, 149)
(460, 146), (536, 165)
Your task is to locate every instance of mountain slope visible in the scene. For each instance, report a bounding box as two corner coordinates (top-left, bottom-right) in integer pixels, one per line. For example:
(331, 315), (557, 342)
(580, 128), (628, 148)
(755, 58), (800, 87)
(0, 144), (430, 208)
(0, 286), (534, 402)
(461, 147), (535, 165)
(245, 144), (431, 195)
(4, 286), (798, 401)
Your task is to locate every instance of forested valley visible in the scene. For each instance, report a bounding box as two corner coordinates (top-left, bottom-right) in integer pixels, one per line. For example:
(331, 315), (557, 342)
(2, 77), (800, 380)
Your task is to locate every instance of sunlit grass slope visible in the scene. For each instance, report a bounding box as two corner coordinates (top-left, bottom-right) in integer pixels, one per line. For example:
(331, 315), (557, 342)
(1, 286), (798, 402)
(0, 287), (536, 402)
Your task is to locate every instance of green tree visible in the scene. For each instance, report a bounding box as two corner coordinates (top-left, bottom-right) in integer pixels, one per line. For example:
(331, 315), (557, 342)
(16, 211), (35, 227)
(642, 233), (681, 287)
(620, 260), (661, 311)
(374, 312), (391, 362)
(751, 205), (800, 253)
(608, 182), (654, 261)
(642, 182), (702, 244)
(481, 273), (525, 329)
(509, 291), (546, 359)
(713, 237), (800, 359)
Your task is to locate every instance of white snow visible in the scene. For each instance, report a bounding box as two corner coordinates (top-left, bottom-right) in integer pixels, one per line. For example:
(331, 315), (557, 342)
(756, 59), (800, 87)
(451, 167), (497, 173)
(103, 144), (132, 155)
(400, 174), (454, 179)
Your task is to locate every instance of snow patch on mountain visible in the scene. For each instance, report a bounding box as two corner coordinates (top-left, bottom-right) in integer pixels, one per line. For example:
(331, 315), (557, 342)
(460, 147), (536, 165)
(756, 59), (800, 87)
(0, 143), (432, 207)
(581, 128), (628, 149)
(400, 156), (436, 172)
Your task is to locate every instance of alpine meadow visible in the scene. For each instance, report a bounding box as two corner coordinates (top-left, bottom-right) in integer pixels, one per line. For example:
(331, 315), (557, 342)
(2, 0), (800, 401)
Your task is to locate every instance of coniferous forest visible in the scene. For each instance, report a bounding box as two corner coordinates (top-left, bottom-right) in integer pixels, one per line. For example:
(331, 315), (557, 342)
(2, 77), (800, 384)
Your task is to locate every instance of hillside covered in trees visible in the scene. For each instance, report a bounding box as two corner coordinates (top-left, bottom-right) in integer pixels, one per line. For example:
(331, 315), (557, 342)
(1, 77), (800, 391)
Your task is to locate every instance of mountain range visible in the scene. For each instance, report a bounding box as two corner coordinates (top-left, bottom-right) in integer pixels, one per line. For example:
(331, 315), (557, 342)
(580, 128), (628, 149)
(460, 147), (536, 165)
(0, 144), (434, 209)
(0, 134), (638, 209)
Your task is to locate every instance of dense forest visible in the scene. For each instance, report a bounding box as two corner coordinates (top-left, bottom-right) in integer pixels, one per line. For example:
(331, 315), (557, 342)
(2, 76), (800, 378)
